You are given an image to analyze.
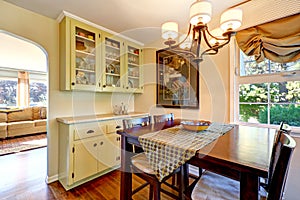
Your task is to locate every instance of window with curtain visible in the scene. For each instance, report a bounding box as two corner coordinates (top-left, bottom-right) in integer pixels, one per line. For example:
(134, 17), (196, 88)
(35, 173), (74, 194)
(234, 13), (300, 130)
(237, 52), (300, 128)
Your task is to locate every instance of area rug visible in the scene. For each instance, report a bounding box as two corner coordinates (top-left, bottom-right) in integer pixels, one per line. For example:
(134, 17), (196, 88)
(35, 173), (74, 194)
(0, 135), (47, 156)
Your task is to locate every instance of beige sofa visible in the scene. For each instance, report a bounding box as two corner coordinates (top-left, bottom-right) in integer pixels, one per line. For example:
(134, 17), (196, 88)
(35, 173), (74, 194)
(0, 107), (47, 139)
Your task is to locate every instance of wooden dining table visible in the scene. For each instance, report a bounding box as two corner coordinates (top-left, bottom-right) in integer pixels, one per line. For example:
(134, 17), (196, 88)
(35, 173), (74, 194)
(117, 119), (276, 200)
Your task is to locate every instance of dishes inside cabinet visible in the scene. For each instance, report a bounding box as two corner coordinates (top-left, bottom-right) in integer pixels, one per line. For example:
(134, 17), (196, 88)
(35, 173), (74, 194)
(76, 71), (89, 84)
(106, 64), (116, 73)
(76, 41), (86, 51)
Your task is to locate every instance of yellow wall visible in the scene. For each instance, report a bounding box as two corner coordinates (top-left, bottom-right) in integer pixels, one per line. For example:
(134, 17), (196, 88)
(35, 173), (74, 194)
(135, 47), (230, 123)
(0, 1), (134, 182)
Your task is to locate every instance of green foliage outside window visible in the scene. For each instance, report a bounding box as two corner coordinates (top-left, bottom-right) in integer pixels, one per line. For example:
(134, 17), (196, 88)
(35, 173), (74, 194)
(258, 104), (300, 126)
(239, 81), (300, 126)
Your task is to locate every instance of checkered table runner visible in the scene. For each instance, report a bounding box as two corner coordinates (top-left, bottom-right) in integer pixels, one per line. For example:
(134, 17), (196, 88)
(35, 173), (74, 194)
(138, 122), (234, 181)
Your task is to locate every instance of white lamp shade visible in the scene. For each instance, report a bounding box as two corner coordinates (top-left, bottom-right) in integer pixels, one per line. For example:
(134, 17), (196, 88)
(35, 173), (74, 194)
(161, 22), (179, 40)
(179, 34), (192, 49)
(220, 8), (242, 31)
(190, 0), (212, 25)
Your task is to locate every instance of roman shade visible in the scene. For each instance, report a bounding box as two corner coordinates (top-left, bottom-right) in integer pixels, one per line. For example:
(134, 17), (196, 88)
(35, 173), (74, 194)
(236, 14), (300, 63)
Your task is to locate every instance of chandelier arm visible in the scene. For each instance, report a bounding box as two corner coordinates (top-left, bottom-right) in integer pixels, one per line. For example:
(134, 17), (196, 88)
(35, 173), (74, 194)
(196, 30), (202, 58)
(214, 35), (231, 49)
(201, 36), (231, 56)
(202, 29), (213, 49)
(206, 29), (231, 41)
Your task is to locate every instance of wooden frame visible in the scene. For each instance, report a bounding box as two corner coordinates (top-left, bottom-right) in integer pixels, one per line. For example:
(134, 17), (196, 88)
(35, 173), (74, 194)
(156, 49), (199, 109)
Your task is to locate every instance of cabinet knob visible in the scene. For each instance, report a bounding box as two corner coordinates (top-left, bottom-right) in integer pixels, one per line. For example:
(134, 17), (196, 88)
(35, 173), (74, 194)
(93, 143), (97, 147)
(100, 141), (104, 145)
(71, 82), (75, 86)
(126, 87), (129, 89)
(103, 85), (106, 88)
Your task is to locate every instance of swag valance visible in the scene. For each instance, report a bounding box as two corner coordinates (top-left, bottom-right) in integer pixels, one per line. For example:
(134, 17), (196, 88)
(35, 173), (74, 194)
(236, 14), (300, 63)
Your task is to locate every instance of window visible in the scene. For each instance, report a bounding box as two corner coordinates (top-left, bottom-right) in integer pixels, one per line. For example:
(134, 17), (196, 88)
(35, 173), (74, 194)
(0, 78), (17, 107)
(236, 51), (300, 128)
(0, 69), (47, 108)
(29, 79), (47, 106)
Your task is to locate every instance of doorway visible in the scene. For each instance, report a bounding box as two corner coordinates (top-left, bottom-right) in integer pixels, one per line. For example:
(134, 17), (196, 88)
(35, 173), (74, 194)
(0, 31), (48, 158)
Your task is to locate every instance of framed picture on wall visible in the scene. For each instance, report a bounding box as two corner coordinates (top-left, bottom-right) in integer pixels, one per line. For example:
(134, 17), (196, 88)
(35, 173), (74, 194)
(156, 49), (199, 109)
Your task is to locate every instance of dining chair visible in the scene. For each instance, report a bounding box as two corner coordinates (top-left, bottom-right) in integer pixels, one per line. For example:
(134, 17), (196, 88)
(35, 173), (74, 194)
(122, 116), (181, 200)
(279, 121), (292, 135)
(153, 113), (174, 123)
(259, 122), (292, 189)
(123, 116), (151, 129)
(185, 131), (296, 200)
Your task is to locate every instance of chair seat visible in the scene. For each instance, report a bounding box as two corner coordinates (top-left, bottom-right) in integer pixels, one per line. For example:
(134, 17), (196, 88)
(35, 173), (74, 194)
(131, 153), (155, 174)
(191, 171), (240, 200)
(191, 171), (268, 200)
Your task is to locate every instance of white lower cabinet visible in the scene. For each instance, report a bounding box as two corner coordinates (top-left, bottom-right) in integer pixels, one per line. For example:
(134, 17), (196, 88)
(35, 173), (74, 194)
(58, 120), (121, 190)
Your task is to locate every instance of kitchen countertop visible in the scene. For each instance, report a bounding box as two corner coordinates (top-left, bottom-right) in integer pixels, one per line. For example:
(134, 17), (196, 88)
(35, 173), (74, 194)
(56, 112), (149, 124)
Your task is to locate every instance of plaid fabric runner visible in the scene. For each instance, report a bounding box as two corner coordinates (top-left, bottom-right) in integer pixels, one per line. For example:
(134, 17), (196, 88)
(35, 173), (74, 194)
(138, 122), (234, 181)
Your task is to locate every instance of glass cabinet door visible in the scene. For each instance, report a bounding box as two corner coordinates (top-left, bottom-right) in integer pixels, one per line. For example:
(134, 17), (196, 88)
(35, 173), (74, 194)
(70, 20), (100, 91)
(126, 45), (143, 93)
(103, 37), (122, 91)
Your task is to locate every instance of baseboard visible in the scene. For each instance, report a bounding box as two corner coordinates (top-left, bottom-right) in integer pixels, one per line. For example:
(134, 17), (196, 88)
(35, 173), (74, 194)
(46, 174), (58, 184)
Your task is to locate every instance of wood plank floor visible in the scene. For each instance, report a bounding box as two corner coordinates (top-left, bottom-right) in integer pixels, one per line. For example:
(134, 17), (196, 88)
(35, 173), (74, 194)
(0, 147), (178, 200)
(0, 136), (300, 199)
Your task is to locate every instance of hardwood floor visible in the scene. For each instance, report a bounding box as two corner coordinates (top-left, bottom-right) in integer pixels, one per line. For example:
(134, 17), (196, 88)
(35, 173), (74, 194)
(0, 136), (299, 200)
(0, 147), (177, 200)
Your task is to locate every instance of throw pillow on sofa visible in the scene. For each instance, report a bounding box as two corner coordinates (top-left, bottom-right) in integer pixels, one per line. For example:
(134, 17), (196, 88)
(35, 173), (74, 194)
(40, 107), (47, 119)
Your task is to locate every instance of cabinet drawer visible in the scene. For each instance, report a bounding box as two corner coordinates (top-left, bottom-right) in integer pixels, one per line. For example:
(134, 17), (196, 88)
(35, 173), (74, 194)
(73, 123), (106, 140)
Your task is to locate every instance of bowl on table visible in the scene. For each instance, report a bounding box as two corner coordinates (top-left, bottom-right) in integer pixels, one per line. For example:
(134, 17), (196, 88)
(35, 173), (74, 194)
(181, 120), (211, 132)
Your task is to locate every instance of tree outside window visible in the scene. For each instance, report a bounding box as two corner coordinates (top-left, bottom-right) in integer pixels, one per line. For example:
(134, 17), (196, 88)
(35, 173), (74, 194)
(29, 80), (47, 106)
(0, 78), (17, 107)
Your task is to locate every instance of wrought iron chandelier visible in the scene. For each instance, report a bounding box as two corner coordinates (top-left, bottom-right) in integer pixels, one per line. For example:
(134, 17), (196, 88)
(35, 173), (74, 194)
(161, 0), (243, 63)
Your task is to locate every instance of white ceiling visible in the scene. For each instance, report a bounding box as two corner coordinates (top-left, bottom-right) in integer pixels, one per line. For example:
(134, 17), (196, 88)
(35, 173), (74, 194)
(3, 0), (300, 46)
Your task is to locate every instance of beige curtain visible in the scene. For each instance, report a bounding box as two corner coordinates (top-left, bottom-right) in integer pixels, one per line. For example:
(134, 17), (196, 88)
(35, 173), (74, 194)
(18, 71), (29, 107)
(236, 14), (300, 63)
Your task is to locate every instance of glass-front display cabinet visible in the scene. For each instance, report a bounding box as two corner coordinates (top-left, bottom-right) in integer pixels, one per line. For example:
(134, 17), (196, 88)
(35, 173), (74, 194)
(59, 16), (143, 93)
(70, 20), (101, 91)
(102, 35), (123, 92)
(125, 43), (143, 93)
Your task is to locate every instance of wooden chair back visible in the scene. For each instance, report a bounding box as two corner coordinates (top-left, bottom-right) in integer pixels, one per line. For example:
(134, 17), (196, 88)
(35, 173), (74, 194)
(153, 113), (174, 123)
(267, 132), (296, 200)
(123, 116), (151, 130)
(279, 122), (292, 135)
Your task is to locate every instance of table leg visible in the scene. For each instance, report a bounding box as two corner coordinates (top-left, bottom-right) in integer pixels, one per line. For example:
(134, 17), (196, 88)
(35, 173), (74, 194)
(120, 135), (132, 200)
(240, 172), (259, 200)
(178, 164), (189, 200)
